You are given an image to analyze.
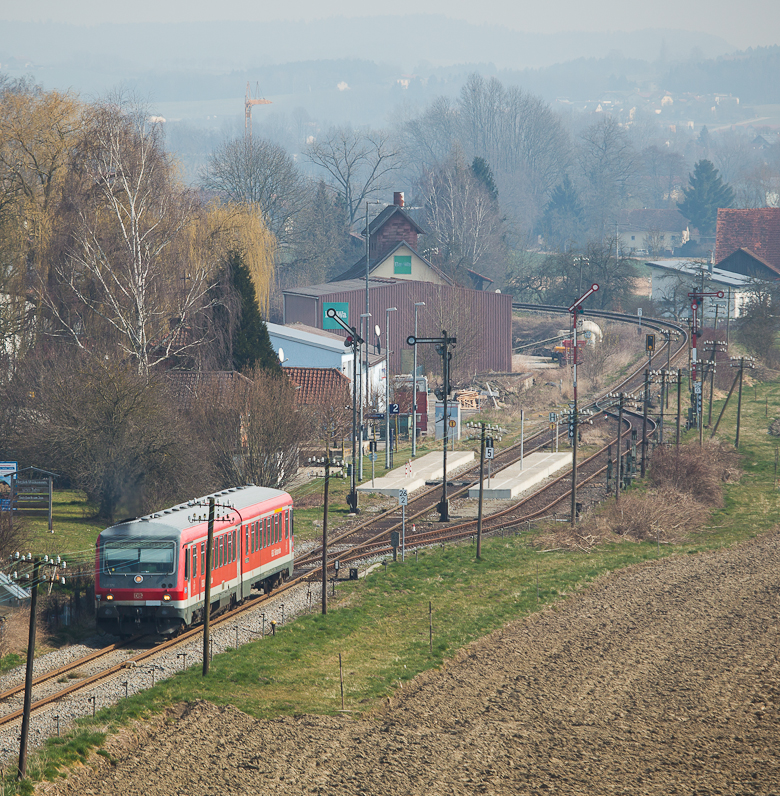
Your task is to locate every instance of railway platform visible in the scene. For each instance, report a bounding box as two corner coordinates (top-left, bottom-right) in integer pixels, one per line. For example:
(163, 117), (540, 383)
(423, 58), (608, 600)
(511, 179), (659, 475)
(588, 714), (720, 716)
(356, 450), (475, 498)
(467, 451), (572, 500)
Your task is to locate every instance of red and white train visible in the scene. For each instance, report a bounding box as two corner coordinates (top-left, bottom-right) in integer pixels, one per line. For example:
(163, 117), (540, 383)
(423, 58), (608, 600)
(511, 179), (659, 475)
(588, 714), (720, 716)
(95, 485), (294, 636)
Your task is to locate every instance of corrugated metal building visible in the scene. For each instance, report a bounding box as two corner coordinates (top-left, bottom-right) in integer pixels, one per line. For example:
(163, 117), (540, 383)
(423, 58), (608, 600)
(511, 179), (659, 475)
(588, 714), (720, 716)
(282, 277), (512, 377)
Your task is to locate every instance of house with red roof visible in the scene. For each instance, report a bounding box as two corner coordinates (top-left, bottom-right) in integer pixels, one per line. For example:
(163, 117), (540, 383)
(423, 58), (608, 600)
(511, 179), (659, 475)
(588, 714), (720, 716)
(715, 208), (780, 280)
(284, 366), (351, 407)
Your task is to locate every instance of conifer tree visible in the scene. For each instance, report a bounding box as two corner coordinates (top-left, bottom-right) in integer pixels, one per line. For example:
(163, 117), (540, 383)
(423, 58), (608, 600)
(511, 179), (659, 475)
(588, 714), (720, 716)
(677, 159), (735, 236)
(229, 251), (280, 373)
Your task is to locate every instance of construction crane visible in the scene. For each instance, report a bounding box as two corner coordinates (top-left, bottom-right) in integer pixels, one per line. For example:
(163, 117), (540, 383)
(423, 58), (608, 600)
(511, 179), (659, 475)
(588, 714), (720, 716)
(245, 82), (271, 142)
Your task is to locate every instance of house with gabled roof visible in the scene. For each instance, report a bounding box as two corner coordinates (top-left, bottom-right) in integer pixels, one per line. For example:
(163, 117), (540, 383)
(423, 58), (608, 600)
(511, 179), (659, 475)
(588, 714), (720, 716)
(331, 193), (453, 287)
(715, 208), (780, 280)
(618, 208), (691, 256)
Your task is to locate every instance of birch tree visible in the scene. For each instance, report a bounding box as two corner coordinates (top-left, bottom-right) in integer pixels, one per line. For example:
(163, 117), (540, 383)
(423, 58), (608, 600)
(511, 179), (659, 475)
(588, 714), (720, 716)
(43, 98), (217, 377)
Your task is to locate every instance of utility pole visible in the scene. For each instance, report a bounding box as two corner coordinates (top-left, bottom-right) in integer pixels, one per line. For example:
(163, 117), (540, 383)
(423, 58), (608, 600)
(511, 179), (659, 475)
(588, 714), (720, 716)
(477, 424), (485, 560)
(568, 284), (599, 525)
(676, 369), (683, 449)
(309, 454), (342, 614)
(17, 554), (67, 780)
(734, 357), (756, 449)
(407, 331), (457, 521)
(641, 369), (650, 477)
(202, 497), (215, 676)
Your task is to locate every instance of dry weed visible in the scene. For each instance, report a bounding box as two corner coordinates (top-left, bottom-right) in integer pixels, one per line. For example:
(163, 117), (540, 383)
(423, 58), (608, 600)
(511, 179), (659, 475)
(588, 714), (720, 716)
(0, 606), (32, 658)
(540, 441), (741, 551)
(650, 441), (741, 506)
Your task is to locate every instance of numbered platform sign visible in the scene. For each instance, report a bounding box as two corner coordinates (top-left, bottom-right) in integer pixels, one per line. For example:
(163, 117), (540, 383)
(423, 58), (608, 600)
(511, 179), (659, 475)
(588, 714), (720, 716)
(485, 447), (495, 460)
(398, 488), (408, 506)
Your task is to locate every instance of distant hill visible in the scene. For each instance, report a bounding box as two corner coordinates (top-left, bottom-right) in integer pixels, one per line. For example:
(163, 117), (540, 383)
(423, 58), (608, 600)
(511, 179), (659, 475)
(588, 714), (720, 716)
(0, 17), (732, 90)
(663, 46), (780, 103)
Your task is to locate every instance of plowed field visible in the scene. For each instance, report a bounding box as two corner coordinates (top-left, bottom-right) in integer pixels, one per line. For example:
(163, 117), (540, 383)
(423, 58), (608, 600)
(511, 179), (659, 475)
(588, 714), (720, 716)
(46, 530), (780, 795)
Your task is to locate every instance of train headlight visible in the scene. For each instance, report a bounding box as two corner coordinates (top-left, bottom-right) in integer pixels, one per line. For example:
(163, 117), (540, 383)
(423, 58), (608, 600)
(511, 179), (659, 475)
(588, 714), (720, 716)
(106, 594), (113, 601)
(163, 594), (171, 601)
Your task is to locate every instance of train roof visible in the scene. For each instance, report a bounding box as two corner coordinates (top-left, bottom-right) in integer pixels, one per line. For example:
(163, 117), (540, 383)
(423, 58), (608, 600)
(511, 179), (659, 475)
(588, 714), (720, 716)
(98, 485), (291, 541)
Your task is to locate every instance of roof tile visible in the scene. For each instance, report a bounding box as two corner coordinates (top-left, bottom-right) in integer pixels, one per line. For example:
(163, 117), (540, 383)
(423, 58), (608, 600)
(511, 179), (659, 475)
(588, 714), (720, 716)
(715, 208), (780, 270)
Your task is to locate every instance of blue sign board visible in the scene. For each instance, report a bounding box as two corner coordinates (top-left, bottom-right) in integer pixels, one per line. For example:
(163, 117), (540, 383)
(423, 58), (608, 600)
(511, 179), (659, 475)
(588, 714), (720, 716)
(0, 462), (16, 511)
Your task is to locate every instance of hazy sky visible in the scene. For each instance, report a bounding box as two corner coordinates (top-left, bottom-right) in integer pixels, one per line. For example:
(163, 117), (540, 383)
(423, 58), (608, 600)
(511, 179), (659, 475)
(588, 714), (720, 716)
(2, 0), (778, 50)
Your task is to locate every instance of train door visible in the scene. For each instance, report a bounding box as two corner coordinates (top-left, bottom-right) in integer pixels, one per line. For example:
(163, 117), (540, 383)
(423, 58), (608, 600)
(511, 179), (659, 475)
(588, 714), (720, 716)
(190, 545), (200, 601)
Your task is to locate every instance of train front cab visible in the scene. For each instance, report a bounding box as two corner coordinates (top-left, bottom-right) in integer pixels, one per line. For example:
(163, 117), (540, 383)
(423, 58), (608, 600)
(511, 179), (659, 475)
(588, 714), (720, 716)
(96, 527), (187, 637)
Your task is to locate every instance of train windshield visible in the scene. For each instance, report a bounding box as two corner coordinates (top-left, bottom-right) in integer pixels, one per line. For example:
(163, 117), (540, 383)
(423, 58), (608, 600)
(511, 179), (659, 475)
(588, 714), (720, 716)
(102, 541), (176, 575)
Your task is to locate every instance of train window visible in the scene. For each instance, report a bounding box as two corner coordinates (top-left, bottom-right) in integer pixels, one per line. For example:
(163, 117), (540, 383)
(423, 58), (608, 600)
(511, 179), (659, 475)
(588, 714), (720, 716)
(103, 541), (175, 574)
(245, 525), (249, 557)
(284, 511), (289, 539)
(192, 547), (197, 578)
(227, 532), (232, 564)
(218, 536), (223, 568)
(201, 542), (205, 575)
(233, 530), (237, 562)
(263, 518), (268, 548)
(289, 509), (293, 538)
(184, 548), (189, 580)
(275, 514), (280, 543)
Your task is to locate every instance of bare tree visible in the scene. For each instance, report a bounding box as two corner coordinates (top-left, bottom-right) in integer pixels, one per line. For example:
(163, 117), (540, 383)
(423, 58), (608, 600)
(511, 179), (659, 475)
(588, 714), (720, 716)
(42, 97), (218, 378)
(200, 136), (307, 247)
(578, 116), (640, 239)
(420, 147), (505, 282)
(306, 126), (402, 225)
(0, 349), (209, 521)
(194, 368), (308, 489)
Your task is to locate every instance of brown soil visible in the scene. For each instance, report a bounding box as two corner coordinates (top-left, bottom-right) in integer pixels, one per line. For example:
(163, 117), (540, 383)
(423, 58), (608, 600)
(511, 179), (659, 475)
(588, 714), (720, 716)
(44, 530), (780, 795)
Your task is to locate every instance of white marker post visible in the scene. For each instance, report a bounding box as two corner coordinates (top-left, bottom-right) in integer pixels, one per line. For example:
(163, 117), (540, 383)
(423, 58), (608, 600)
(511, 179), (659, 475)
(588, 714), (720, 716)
(398, 488), (408, 561)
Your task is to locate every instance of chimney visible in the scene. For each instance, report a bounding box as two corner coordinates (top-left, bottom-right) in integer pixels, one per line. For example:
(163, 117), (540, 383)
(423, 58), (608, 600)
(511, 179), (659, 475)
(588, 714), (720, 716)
(393, 191), (405, 208)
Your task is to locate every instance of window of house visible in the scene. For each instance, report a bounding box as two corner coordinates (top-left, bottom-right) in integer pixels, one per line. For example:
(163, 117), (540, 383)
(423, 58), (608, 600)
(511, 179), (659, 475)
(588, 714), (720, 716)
(394, 255), (412, 275)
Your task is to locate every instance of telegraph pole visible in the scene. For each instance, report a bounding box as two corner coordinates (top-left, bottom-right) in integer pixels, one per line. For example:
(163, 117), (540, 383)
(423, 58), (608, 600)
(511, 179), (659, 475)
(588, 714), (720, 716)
(17, 554), (67, 780)
(641, 369), (650, 477)
(202, 497), (215, 676)
(477, 424), (485, 559)
(567, 284), (599, 525)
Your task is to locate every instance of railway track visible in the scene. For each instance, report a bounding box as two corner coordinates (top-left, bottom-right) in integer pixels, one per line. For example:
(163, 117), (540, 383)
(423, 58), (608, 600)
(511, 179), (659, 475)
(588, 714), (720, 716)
(294, 306), (687, 576)
(0, 307), (687, 733)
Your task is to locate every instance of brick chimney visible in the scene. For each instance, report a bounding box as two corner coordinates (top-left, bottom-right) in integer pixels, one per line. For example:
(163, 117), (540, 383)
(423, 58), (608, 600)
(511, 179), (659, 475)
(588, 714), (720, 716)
(369, 192), (420, 259)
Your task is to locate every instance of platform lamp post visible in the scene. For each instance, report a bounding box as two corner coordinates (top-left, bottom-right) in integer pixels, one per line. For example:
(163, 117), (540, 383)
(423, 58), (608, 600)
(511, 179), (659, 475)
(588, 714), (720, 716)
(385, 307), (397, 469)
(412, 301), (426, 458)
(568, 283), (599, 526)
(326, 307), (364, 513)
(407, 331), (456, 521)
(359, 312), (371, 480)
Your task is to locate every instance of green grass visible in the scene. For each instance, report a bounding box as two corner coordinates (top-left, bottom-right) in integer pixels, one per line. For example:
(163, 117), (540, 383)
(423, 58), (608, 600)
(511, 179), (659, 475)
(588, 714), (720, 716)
(8, 371), (780, 792)
(21, 490), (104, 565)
